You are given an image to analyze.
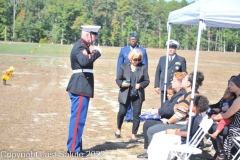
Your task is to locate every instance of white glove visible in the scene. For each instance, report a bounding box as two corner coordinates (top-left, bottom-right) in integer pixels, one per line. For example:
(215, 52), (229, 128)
(94, 44), (102, 54)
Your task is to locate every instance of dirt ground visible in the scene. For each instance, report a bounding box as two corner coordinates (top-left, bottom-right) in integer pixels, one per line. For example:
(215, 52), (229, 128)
(0, 47), (239, 160)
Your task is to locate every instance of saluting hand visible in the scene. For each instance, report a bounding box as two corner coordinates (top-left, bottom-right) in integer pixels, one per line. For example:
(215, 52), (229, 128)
(94, 44), (102, 54)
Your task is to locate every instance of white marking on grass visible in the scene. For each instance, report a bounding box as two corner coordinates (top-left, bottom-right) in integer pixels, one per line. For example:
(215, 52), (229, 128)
(97, 121), (108, 125)
(13, 72), (41, 75)
(111, 89), (119, 93)
(59, 76), (70, 88)
(33, 113), (58, 123)
(98, 136), (107, 140)
(58, 64), (68, 68)
(34, 97), (42, 101)
(28, 138), (41, 142)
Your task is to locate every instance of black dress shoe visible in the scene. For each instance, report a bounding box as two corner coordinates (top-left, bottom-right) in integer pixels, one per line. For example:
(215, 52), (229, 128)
(115, 133), (121, 138)
(130, 138), (139, 142)
(67, 151), (89, 157)
(137, 152), (148, 159)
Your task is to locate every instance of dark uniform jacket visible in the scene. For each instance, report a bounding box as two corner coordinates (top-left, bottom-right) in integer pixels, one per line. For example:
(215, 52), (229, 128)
(154, 54), (186, 91)
(66, 38), (101, 97)
(158, 88), (186, 119)
(116, 62), (150, 104)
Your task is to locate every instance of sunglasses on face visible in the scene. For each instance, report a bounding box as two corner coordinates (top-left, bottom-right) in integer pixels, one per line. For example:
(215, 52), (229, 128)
(133, 58), (141, 62)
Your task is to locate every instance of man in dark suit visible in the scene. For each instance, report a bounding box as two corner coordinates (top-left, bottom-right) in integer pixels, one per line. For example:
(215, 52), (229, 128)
(66, 25), (102, 157)
(154, 40), (187, 105)
(116, 33), (148, 122)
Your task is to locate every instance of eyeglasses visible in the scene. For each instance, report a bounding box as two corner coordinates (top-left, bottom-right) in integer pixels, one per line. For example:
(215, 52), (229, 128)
(133, 58), (141, 62)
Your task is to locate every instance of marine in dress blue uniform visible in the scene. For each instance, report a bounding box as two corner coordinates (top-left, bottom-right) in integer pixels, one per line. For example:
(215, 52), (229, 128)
(66, 25), (102, 157)
(116, 33), (148, 122)
(154, 40), (187, 105)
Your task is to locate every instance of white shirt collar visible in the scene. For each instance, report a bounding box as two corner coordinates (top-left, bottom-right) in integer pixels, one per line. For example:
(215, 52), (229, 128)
(130, 46), (137, 50)
(169, 54), (176, 61)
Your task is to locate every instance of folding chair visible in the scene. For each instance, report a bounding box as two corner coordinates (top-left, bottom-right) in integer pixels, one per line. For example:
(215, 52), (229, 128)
(170, 116), (214, 160)
(231, 136), (240, 160)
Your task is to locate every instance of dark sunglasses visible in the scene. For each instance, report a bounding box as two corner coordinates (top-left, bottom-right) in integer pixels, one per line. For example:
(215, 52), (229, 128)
(133, 58), (141, 62)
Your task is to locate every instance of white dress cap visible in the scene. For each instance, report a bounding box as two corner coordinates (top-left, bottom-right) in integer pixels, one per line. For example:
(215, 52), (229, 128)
(81, 25), (101, 34)
(166, 39), (180, 48)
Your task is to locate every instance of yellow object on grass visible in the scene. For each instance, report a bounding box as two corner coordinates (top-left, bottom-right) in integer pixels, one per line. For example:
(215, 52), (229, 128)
(2, 75), (10, 81)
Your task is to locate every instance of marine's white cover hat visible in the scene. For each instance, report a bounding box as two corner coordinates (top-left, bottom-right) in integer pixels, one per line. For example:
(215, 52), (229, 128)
(81, 25), (101, 35)
(166, 39), (180, 48)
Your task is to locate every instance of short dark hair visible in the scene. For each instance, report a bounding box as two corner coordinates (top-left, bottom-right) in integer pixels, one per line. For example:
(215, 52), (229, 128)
(188, 71), (204, 90)
(167, 84), (176, 94)
(194, 95), (209, 113)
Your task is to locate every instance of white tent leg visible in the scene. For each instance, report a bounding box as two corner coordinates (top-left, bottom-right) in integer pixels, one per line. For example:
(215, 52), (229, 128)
(186, 19), (204, 145)
(163, 24), (172, 103)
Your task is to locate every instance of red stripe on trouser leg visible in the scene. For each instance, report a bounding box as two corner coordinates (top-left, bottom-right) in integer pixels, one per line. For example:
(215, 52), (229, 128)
(71, 95), (83, 152)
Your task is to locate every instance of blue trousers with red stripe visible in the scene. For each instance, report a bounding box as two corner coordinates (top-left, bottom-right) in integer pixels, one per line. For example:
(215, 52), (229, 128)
(67, 92), (90, 153)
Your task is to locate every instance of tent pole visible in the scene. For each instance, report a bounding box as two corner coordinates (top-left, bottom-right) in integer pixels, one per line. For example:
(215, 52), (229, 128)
(163, 24), (171, 103)
(186, 19), (204, 146)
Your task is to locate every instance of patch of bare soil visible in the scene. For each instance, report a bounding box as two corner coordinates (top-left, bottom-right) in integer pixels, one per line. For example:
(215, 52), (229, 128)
(0, 49), (239, 160)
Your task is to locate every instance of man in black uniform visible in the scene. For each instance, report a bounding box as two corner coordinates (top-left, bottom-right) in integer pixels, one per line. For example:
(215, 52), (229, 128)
(154, 40), (187, 105)
(66, 25), (102, 157)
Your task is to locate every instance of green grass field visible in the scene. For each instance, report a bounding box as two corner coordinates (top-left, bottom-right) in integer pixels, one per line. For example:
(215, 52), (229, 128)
(0, 42), (73, 56)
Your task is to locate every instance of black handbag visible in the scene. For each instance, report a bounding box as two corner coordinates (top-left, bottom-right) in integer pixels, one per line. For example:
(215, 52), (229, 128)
(129, 87), (138, 97)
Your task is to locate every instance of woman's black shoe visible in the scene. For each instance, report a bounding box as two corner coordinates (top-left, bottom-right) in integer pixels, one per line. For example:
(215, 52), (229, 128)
(115, 133), (121, 138)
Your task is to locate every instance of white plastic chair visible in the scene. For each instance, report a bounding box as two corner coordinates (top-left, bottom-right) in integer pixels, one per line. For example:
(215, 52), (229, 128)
(170, 115), (214, 160)
(231, 136), (240, 160)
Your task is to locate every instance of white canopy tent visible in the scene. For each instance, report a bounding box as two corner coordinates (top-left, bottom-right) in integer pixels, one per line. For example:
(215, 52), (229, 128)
(163, 0), (240, 145)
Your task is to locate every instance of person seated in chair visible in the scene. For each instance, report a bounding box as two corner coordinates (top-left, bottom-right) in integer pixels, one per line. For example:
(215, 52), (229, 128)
(206, 75), (236, 160)
(208, 88), (236, 139)
(147, 95), (209, 160)
(137, 71), (204, 159)
(208, 74), (240, 160)
(137, 72), (187, 158)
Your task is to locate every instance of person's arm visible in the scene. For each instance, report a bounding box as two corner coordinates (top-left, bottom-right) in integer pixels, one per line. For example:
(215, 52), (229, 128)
(222, 98), (240, 119)
(165, 129), (187, 137)
(76, 47), (101, 66)
(116, 64), (129, 88)
(165, 115), (180, 124)
(181, 58), (187, 72)
(213, 98), (240, 120)
(158, 100), (173, 117)
(154, 57), (162, 93)
(175, 129), (187, 137)
(142, 49), (148, 70)
(210, 98), (222, 109)
(138, 65), (150, 89)
(116, 48), (124, 76)
(159, 93), (184, 119)
(166, 101), (189, 124)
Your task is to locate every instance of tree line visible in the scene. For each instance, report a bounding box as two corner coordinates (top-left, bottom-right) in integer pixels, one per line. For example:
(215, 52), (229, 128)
(1, 0), (240, 52)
